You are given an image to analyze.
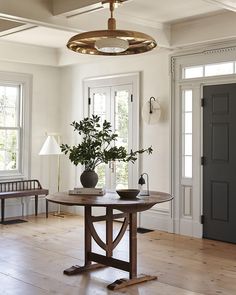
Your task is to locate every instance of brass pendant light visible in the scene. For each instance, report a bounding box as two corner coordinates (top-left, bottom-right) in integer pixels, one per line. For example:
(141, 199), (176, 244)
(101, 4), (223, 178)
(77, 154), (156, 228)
(67, 0), (157, 56)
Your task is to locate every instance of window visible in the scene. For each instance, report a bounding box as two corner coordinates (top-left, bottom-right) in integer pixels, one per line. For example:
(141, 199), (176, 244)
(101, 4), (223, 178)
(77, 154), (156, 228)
(89, 84), (132, 189)
(84, 73), (139, 190)
(0, 85), (21, 172)
(182, 90), (193, 179)
(184, 66), (203, 79)
(205, 62), (234, 77)
(183, 61), (236, 79)
(0, 72), (31, 179)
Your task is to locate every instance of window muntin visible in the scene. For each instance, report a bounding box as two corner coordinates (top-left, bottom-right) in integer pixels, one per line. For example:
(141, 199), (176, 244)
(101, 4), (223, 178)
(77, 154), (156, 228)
(0, 85), (21, 174)
(183, 61), (236, 79)
(182, 90), (193, 179)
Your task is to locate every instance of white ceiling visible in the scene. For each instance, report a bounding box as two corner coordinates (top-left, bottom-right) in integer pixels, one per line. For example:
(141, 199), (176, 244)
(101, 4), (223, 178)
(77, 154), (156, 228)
(0, 0), (226, 49)
(115, 0), (222, 23)
(2, 27), (75, 49)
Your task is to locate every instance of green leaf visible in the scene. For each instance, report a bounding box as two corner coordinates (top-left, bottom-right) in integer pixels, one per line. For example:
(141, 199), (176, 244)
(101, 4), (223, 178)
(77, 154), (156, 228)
(61, 116), (153, 170)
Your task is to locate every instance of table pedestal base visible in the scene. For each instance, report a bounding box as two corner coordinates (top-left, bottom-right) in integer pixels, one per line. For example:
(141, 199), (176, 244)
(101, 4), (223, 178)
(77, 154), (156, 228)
(107, 275), (157, 291)
(64, 263), (106, 275)
(63, 206), (157, 290)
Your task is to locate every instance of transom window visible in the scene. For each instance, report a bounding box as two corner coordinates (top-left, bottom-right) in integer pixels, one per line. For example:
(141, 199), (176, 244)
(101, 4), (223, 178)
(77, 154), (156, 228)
(183, 61), (236, 79)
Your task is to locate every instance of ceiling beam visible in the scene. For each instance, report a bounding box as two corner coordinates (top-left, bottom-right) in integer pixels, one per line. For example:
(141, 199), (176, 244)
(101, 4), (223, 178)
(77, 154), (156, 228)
(0, 19), (23, 32)
(0, 0), (81, 32)
(0, 23), (36, 37)
(203, 0), (236, 12)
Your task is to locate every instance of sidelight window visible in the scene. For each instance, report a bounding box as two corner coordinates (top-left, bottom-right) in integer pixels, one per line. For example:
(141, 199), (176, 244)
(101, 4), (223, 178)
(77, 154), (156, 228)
(182, 89), (193, 179)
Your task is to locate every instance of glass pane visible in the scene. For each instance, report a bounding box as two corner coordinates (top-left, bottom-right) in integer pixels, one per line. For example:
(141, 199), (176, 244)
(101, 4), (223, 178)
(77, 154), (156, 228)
(184, 90), (192, 112)
(184, 156), (192, 178)
(96, 163), (106, 188)
(93, 92), (106, 123)
(205, 62), (234, 77)
(0, 129), (18, 171)
(185, 113), (192, 134)
(115, 161), (128, 189)
(0, 151), (5, 170)
(114, 90), (129, 189)
(5, 151), (17, 170)
(185, 134), (192, 156)
(0, 85), (19, 127)
(184, 66), (203, 79)
(115, 90), (129, 143)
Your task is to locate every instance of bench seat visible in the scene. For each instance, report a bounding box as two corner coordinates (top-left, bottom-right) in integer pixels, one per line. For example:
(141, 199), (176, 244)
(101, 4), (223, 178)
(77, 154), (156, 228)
(0, 179), (48, 223)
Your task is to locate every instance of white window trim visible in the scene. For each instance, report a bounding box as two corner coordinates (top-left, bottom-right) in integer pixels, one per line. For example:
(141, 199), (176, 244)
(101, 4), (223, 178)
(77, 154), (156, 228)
(171, 44), (236, 238)
(83, 72), (140, 189)
(0, 71), (32, 181)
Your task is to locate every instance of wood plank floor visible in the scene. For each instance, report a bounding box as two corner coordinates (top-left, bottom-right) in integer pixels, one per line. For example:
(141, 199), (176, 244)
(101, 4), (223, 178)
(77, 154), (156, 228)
(0, 214), (236, 295)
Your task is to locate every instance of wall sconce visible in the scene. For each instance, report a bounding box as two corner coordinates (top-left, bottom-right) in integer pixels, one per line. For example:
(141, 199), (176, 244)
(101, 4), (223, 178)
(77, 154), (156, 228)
(138, 173), (149, 196)
(142, 96), (161, 125)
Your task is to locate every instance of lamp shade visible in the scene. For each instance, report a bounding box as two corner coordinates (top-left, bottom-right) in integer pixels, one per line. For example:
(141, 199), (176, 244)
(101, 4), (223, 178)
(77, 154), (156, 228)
(138, 175), (146, 185)
(39, 135), (62, 155)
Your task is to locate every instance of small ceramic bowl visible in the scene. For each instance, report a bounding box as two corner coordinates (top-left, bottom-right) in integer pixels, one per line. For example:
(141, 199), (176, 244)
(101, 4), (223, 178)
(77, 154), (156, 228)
(116, 189), (140, 199)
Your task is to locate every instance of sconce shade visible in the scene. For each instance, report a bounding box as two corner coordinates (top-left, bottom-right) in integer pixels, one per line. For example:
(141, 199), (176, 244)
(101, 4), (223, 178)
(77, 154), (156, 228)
(138, 173), (149, 196)
(39, 135), (62, 155)
(138, 175), (146, 185)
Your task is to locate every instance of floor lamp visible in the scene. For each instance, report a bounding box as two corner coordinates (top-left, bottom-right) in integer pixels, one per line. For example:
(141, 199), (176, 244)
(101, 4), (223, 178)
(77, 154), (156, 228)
(39, 134), (63, 217)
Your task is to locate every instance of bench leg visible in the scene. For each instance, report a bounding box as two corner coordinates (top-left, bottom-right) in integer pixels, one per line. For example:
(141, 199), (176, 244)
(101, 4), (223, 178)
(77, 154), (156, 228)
(35, 195), (38, 216)
(1, 199), (5, 223)
(46, 199), (48, 218)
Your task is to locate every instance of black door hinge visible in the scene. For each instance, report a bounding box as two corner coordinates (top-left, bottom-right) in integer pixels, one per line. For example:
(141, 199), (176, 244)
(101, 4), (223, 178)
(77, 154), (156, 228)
(201, 156), (205, 166)
(131, 94), (133, 102)
(88, 97), (91, 105)
(201, 98), (205, 107)
(201, 215), (205, 224)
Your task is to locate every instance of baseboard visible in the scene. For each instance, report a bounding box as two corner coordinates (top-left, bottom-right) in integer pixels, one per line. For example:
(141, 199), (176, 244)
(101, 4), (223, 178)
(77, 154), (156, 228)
(139, 210), (172, 232)
(176, 218), (203, 238)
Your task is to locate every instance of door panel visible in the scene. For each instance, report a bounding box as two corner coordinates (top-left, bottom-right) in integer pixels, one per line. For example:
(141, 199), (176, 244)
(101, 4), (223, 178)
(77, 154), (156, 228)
(112, 85), (132, 189)
(89, 84), (132, 190)
(203, 83), (236, 243)
(89, 87), (111, 188)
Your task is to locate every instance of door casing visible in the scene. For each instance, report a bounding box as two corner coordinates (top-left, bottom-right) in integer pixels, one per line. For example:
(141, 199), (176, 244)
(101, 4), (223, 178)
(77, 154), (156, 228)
(172, 62), (236, 238)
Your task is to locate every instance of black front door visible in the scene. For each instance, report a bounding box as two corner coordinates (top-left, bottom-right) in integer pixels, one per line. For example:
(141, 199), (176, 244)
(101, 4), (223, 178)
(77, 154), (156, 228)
(203, 83), (236, 243)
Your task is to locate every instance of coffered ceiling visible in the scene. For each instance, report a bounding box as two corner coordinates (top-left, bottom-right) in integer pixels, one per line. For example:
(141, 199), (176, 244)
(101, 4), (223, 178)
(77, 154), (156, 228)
(0, 0), (232, 50)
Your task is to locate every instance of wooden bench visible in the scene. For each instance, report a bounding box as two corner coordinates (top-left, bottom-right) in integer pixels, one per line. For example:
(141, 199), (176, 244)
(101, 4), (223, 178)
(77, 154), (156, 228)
(0, 179), (48, 223)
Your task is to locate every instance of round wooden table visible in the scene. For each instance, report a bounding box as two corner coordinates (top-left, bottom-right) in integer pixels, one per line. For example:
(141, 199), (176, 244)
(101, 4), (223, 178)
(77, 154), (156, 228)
(46, 191), (173, 291)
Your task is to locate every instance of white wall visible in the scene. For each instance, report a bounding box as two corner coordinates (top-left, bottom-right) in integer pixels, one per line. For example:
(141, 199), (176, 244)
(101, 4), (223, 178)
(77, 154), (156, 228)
(59, 49), (172, 225)
(0, 61), (60, 218)
(0, 48), (172, 228)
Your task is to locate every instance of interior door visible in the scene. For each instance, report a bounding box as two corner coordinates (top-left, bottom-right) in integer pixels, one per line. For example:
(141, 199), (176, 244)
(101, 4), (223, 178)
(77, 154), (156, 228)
(89, 84), (132, 190)
(203, 83), (236, 243)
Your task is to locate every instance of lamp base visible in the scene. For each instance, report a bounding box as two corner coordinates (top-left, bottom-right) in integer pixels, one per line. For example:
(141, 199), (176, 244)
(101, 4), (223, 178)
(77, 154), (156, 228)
(139, 191), (149, 196)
